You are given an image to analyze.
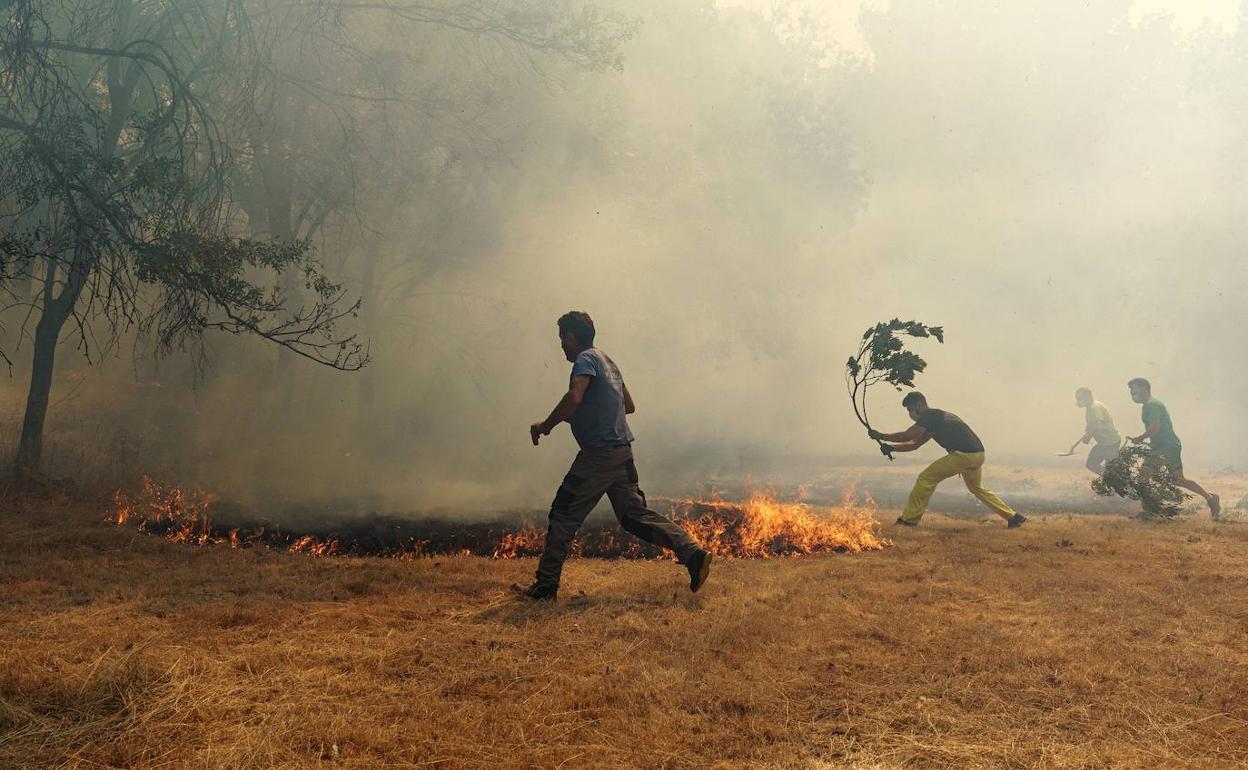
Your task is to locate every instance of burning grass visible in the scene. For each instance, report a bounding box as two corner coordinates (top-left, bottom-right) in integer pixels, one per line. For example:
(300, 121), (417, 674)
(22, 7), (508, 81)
(6, 482), (1248, 768)
(108, 477), (890, 559)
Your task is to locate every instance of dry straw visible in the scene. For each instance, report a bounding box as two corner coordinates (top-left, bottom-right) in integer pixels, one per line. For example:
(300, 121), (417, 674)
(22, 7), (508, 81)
(3, 487), (1248, 768)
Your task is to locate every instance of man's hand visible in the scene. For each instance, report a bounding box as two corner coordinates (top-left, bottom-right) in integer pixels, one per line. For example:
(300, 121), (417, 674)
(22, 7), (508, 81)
(532, 375), (591, 447)
(530, 421), (547, 446)
(868, 428), (884, 440)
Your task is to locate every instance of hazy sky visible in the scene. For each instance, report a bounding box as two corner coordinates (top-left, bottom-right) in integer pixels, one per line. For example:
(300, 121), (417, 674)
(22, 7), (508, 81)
(719, 0), (1241, 57)
(446, 0), (1248, 507)
(286, 0), (1248, 511)
(1131, 0), (1238, 28)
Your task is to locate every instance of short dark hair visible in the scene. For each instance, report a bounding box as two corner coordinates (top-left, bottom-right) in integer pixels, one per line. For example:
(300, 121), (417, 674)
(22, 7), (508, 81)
(1127, 377), (1151, 392)
(1076, 387), (1092, 400)
(557, 311), (595, 347)
(901, 391), (927, 408)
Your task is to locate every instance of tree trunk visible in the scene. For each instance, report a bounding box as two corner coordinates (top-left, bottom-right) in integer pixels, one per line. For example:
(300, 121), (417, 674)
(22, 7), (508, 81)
(14, 252), (88, 476)
(12, 3), (134, 477)
(13, 292), (69, 476)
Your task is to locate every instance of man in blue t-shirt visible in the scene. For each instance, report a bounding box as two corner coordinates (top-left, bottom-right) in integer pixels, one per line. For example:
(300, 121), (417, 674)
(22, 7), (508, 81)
(514, 311), (711, 601)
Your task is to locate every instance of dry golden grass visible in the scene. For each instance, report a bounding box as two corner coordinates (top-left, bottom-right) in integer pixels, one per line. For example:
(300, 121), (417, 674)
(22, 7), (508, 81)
(3, 486), (1248, 769)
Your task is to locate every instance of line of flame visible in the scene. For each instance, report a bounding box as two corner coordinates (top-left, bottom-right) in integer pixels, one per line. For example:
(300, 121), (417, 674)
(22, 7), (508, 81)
(109, 478), (890, 559)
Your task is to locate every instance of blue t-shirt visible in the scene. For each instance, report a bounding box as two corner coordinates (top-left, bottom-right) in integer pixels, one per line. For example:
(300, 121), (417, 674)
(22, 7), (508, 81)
(568, 348), (634, 448)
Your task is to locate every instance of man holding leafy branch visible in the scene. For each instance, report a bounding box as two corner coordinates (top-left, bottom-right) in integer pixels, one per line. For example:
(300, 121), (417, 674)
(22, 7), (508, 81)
(845, 319), (1023, 528)
(870, 393), (1025, 528)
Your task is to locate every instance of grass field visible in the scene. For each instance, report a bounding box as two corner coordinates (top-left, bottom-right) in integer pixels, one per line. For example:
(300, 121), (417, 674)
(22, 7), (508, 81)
(3, 484), (1248, 769)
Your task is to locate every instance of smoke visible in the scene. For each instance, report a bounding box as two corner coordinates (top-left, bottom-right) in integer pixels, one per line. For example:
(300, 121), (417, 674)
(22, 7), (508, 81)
(399, 0), (1248, 508)
(4, 0), (1247, 513)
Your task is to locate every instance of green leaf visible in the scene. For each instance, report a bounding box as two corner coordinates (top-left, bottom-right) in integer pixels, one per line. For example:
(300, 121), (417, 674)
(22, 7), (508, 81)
(846, 318), (944, 433)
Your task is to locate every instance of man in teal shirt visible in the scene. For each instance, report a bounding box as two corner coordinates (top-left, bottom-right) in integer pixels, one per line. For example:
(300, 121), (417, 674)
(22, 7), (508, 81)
(1127, 378), (1220, 519)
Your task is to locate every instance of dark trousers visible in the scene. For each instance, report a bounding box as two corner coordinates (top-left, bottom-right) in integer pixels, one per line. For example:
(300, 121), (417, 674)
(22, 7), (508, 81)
(534, 445), (700, 588)
(1087, 440), (1121, 474)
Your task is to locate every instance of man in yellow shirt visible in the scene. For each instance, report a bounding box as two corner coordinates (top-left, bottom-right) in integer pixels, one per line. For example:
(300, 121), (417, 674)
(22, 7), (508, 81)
(1074, 387), (1121, 475)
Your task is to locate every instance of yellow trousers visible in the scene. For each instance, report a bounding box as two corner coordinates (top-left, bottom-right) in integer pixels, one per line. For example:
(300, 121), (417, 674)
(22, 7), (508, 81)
(900, 451), (1016, 523)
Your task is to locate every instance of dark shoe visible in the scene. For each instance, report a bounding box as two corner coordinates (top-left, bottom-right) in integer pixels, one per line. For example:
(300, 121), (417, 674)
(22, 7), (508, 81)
(686, 549), (712, 593)
(894, 516), (918, 527)
(1007, 513), (1027, 529)
(1210, 495), (1222, 520)
(510, 582), (557, 601)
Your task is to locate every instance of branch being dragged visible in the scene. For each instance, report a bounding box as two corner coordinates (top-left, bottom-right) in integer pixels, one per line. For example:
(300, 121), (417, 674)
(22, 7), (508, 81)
(1092, 442), (1190, 519)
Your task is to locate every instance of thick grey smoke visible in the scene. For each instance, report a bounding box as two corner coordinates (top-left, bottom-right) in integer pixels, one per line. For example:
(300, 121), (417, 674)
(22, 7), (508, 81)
(4, 0), (1246, 513)
(386, 0), (1248, 509)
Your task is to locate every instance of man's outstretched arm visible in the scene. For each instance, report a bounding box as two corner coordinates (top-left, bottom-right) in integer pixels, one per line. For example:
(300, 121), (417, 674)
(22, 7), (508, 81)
(531, 375), (592, 445)
(869, 424), (926, 443)
(882, 431), (932, 453)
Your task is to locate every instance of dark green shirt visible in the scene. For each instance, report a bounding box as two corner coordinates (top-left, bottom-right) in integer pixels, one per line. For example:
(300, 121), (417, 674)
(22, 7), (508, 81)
(916, 409), (985, 454)
(1141, 397), (1181, 449)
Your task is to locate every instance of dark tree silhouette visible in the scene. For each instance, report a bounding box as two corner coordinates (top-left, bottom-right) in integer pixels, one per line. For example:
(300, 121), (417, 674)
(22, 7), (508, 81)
(0, 0), (365, 476)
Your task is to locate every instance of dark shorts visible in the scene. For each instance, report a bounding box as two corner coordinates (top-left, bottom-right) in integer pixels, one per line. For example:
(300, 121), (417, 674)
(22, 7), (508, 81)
(1153, 442), (1182, 471)
(1087, 441), (1120, 471)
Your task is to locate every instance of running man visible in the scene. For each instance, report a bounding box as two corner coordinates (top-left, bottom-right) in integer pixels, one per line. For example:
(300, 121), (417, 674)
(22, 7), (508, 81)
(1074, 387), (1121, 475)
(514, 311), (712, 601)
(870, 392), (1025, 528)
(1126, 378), (1220, 519)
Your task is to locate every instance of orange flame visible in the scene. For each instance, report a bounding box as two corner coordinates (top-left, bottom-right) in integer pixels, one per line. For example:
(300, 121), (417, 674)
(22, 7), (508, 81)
(668, 487), (889, 557)
(110, 478), (889, 559)
(109, 476), (218, 545)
